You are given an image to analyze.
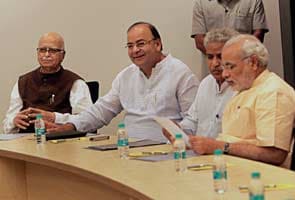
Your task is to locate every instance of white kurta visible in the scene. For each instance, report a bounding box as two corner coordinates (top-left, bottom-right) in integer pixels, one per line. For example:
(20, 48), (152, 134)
(68, 54), (199, 142)
(180, 74), (235, 138)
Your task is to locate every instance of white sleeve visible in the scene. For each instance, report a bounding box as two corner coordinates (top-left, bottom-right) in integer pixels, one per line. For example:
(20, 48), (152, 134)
(177, 70), (199, 118)
(179, 96), (199, 135)
(54, 79), (92, 124)
(3, 81), (22, 133)
(68, 76), (123, 132)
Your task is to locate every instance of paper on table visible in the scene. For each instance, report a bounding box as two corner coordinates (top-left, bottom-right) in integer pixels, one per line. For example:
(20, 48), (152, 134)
(238, 184), (295, 192)
(188, 163), (234, 171)
(154, 117), (191, 147)
(87, 139), (165, 151)
(0, 133), (28, 141)
(134, 150), (197, 162)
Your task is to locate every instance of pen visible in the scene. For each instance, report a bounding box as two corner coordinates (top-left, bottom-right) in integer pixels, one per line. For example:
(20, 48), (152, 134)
(187, 163), (214, 169)
(50, 139), (66, 144)
(89, 135), (110, 141)
(141, 151), (168, 155)
(49, 94), (55, 104)
(239, 184), (277, 191)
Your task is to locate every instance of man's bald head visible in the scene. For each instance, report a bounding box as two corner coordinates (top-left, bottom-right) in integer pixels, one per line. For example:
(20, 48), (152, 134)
(38, 32), (65, 50)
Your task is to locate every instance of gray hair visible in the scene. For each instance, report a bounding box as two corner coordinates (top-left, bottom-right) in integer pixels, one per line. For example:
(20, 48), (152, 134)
(224, 34), (269, 67)
(204, 28), (239, 49)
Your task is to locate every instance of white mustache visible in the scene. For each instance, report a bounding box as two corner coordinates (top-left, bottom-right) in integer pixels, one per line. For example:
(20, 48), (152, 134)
(41, 57), (53, 61)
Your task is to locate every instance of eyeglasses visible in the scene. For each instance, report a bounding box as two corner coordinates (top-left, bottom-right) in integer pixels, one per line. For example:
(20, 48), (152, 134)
(125, 39), (155, 49)
(37, 47), (64, 54)
(221, 56), (250, 71)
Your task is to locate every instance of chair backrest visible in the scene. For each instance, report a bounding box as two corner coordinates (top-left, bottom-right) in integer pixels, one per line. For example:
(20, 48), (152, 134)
(86, 81), (99, 103)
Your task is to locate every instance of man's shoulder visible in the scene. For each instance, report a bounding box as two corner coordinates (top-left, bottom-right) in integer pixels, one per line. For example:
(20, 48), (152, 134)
(194, 0), (219, 8)
(165, 54), (190, 70)
(197, 74), (216, 90)
(18, 67), (39, 81)
(63, 68), (83, 80)
(263, 72), (295, 95)
(120, 63), (137, 73)
(115, 64), (138, 79)
(200, 74), (214, 82)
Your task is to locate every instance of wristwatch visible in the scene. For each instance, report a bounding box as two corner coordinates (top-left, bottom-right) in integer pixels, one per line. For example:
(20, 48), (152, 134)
(223, 142), (230, 154)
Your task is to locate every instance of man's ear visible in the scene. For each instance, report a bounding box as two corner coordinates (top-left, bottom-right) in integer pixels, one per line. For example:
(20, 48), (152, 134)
(154, 39), (162, 51)
(249, 55), (259, 70)
(61, 51), (66, 62)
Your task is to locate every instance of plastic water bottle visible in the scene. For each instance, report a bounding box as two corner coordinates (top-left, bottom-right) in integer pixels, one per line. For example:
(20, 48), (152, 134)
(173, 133), (187, 173)
(249, 172), (265, 200)
(213, 149), (227, 194)
(35, 114), (46, 144)
(117, 122), (129, 159)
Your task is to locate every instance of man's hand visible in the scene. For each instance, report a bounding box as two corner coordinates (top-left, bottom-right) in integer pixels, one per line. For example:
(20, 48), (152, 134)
(162, 128), (175, 144)
(27, 107), (55, 123)
(161, 121), (182, 144)
(194, 34), (206, 54)
(13, 109), (31, 129)
(46, 123), (76, 133)
(189, 135), (222, 155)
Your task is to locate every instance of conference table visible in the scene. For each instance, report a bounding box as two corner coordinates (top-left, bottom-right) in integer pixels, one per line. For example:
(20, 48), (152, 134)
(0, 134), (294, 200)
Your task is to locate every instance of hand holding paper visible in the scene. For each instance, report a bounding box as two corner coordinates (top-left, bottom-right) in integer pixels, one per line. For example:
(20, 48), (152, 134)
(154, 117), (191, 148)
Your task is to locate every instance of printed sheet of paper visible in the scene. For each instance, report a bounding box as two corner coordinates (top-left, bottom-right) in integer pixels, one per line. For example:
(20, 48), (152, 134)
(134, 150), (197, 162)
(154, 117), (191, 147)
(87, 139), (165, 151)
(0, 133), (28, 141)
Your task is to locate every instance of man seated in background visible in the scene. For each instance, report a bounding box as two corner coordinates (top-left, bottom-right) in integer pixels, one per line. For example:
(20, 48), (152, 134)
(165, 34), (295, 166)
(47, 22), (199, 142)
(179, 28), (238, 138)
(3, 32), (92, 133)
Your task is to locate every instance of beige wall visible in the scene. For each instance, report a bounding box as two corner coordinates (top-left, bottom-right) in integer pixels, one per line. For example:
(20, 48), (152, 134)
(0, 0), (283, 134)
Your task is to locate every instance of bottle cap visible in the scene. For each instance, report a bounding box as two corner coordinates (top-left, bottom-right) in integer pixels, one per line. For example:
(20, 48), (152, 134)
(118, 122), (125, 128)
(175, 133), (182, 139)
(214, 149), (223, 155)
(36, 114), (42, 119)
(251, 172), (261, 178)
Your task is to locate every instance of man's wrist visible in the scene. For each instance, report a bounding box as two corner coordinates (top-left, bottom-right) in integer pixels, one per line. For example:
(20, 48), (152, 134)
(65, 123), (77, 131)
(223, 142), (230, 154)
(50, 112), (56, 123)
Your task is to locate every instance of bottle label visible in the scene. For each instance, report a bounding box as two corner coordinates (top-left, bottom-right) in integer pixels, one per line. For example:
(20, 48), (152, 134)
(117, 138), (129, 147)
(250, 194), (264, 200)
(36, 128), (45, 136)
(174, 152), (181, 160)
(224, 170), (227, 179)
(213, 170), (224, 180)
(182, 151), (186, 159)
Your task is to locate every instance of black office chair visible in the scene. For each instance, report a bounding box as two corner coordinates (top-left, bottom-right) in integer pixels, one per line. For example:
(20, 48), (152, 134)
(86, 81), (99, 134)
(86, 81), (99, 103)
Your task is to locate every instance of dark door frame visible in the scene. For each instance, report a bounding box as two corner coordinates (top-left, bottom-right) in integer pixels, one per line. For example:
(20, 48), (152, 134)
(279, 0), (295, 88)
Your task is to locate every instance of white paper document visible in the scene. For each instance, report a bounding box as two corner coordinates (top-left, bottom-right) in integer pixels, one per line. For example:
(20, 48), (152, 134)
(135, 150), (197, 162)
(0, 133), (28, 141)
(153, 117), (191, 147)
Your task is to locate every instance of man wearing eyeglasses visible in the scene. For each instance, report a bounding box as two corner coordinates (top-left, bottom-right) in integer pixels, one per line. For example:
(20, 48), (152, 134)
(166, 34), (295, 167)
(48, 22), (199, 142)
(178, 28), (238, 139)
(3, 32), (92, 133)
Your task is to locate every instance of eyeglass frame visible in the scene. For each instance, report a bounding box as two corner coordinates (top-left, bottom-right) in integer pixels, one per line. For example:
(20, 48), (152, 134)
(125, 38), (156, 49)
(37, 47), (65, 54)
(221, 55), (251, 71)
